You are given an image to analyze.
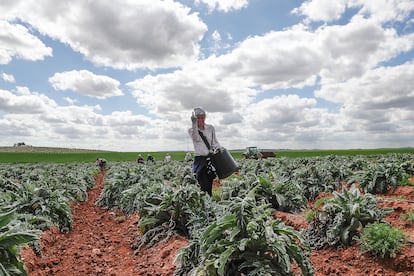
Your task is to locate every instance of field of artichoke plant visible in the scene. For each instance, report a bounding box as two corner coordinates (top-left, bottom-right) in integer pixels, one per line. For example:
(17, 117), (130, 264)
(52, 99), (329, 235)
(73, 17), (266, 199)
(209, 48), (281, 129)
(1, 153), (413, 275)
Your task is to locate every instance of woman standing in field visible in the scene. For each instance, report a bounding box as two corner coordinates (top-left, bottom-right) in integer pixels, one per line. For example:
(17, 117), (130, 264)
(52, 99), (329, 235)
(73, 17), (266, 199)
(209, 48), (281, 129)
(188, 107), (220, 196)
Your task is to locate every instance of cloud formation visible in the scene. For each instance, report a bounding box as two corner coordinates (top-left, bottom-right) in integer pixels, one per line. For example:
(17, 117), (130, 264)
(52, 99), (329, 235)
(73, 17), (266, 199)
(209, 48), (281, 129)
(0, 0), (413, 151)
(1, 0), (207, 69)
(49, 70), (123, 99)
(0, 20), (52, 64)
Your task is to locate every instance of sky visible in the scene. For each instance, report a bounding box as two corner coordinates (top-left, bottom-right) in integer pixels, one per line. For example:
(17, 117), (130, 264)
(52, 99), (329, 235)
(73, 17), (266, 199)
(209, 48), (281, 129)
(0, 0), (413, 152)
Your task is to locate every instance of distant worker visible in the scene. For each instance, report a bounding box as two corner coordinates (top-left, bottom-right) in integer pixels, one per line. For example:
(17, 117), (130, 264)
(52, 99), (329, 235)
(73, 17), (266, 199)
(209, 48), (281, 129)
(147, 154), (155, 163)
(136, 154), (144, 164)
(96, 158), (107, 171)
(185, 152), (193, 162)
(164, 153), (171, 162)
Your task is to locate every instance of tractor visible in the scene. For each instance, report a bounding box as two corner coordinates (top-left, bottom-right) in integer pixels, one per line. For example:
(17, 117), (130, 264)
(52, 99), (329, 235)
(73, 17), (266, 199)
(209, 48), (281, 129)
(243, 146), (276, 159)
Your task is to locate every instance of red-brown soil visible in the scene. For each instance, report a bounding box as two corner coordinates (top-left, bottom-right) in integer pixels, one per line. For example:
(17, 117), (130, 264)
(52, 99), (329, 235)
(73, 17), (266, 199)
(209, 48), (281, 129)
(21, 174), (414, 275)
(20, 171), (188, 275)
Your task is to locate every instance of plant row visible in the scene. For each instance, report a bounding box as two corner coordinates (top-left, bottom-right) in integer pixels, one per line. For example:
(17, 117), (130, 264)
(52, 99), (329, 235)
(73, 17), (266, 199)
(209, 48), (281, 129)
(97, 153), (413, 275)
(0, 153), (412, 275)
(0, 163), (96, 275)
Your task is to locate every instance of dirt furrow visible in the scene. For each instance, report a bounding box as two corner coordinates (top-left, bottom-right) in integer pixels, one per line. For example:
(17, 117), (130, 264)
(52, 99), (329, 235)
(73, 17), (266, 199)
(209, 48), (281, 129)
(21, 172), (187, 275)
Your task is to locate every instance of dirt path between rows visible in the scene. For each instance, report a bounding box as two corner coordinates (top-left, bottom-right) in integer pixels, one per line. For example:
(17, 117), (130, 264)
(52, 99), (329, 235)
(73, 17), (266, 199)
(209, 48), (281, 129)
(21, 173), (414, 275)
(21, 171), (187, 276)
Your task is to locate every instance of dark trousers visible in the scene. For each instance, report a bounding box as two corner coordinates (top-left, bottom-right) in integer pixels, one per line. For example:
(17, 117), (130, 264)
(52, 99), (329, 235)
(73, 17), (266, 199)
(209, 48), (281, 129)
(193, 156), (216, 196)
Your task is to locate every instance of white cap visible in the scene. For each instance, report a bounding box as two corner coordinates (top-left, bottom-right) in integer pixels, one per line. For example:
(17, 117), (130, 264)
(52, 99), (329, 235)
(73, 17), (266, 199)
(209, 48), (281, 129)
(194, 107), (206, 116)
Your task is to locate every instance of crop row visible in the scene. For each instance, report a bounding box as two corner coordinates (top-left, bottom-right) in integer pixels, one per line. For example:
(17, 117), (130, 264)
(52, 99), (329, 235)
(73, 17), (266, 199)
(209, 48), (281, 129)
(97, 153), (413, 275)
(0, 153), (413, 275)
(0, 163), (96, 275)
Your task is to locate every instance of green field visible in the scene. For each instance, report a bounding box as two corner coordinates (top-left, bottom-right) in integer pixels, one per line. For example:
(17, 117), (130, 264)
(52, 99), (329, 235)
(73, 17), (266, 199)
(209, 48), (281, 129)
(272, 148), (414, 158)
(0, 151), (178, 163)
(0, 147), (412, 163)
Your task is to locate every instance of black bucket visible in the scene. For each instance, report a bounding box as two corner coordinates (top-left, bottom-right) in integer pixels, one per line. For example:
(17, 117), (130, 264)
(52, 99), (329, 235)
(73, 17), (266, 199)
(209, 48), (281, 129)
(211, 148), (239, 179)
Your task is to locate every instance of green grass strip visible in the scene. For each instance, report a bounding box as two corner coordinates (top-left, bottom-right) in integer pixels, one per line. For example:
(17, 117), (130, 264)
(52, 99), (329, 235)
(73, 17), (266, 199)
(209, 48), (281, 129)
(0, 148), (412, 163)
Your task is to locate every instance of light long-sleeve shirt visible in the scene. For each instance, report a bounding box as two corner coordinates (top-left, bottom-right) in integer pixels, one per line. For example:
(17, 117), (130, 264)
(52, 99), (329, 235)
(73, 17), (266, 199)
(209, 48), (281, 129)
(188, 123), (220, 157)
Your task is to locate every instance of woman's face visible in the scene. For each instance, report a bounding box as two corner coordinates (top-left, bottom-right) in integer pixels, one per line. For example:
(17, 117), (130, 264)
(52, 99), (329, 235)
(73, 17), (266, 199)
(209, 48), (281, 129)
(196, 114), (205, 128)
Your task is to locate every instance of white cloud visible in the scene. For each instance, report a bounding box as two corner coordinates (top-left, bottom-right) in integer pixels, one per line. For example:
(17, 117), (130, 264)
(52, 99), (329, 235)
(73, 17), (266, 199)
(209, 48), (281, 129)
(219, 112), (243, 125)
(245, 95), (321, 130)
(63, 97), (78, 105)
(127, 12), (413, 130)
(195, 0), (249, 12)
(311, 61), (414, 145)
(213, 94), (337, 149)
(1, 72), (15, 83)
(316, 61), (414, 120)
(127, 26), (324, 119)
(318, 16), (414, 82)
(127, 8), (414, 150)
(0, 0), (207, 70)
(0, 88), (56, 114)
(355, 0), (414, 24)
(293, 0), (414, 25)
(0, 20), (52, 64)
(127, 58), (257, 118)
(222, 26), (321, 89)
(210, 30), (222, 53)
(49, 70), (123, 99)
(0, 1), (413, 151)
(0, 87), (169, 151)
(292, 0), (347, 22)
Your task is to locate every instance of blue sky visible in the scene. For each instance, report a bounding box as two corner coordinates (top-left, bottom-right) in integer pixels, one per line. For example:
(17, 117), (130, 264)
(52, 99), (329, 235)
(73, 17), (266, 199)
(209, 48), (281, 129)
(0, 0), (413, 152)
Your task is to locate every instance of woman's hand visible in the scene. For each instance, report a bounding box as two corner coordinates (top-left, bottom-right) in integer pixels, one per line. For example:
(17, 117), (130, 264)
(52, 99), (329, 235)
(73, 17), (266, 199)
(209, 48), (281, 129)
(212, 147), (223, 154)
